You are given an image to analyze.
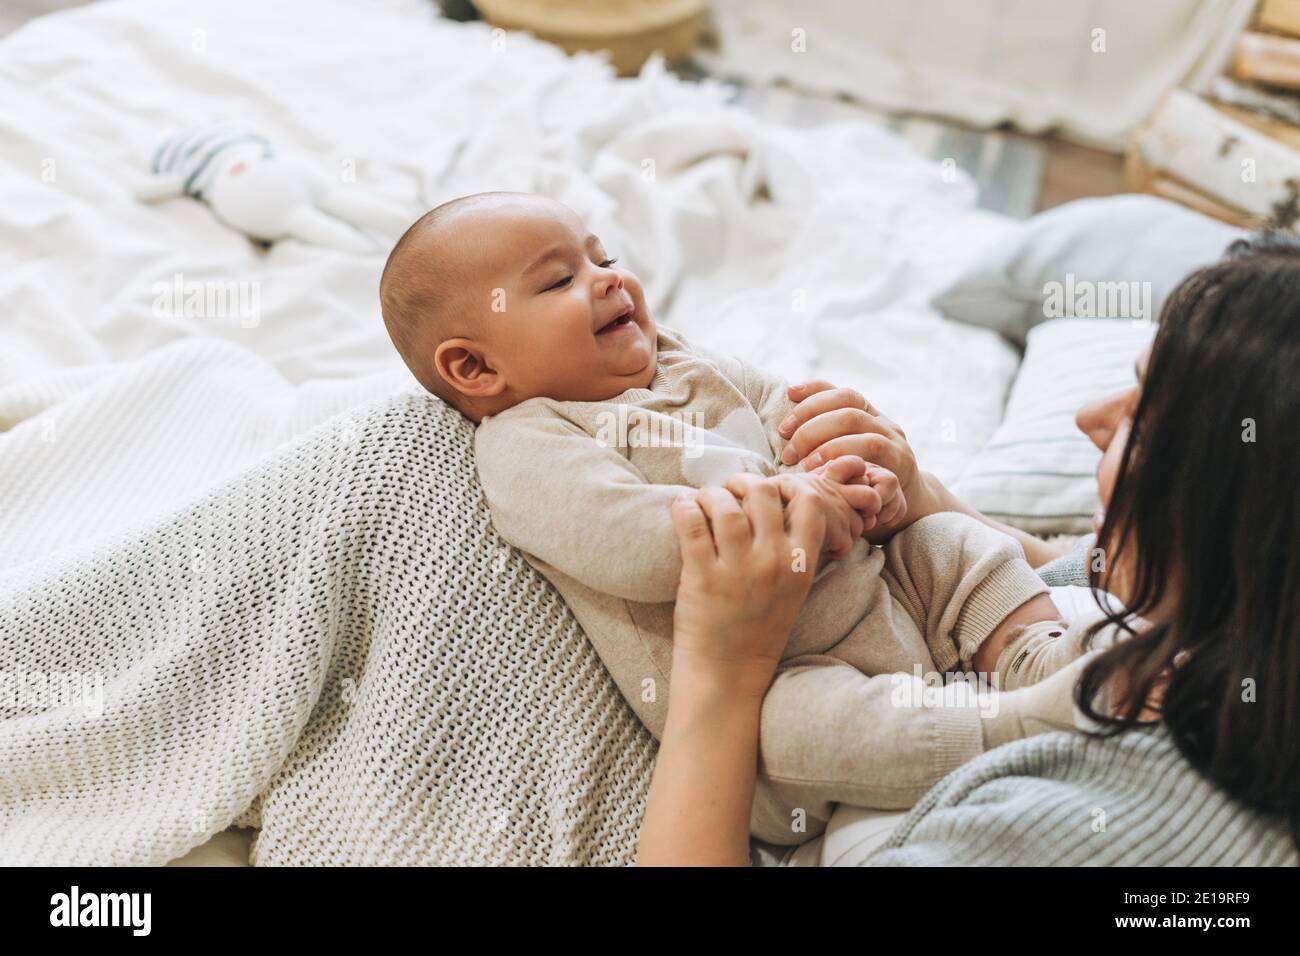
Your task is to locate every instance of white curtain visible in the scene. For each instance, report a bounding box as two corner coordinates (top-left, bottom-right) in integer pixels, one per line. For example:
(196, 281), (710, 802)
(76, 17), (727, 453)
(701, 0), (1257, 150)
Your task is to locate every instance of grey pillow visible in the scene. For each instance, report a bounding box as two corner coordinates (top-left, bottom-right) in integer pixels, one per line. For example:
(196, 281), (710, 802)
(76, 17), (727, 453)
(932, 195), (1244, 346)
(952, 318), (1155, 535)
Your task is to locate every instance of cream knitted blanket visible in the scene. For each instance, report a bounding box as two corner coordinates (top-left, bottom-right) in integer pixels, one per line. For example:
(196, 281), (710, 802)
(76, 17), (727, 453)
(0, 344), (654, 865)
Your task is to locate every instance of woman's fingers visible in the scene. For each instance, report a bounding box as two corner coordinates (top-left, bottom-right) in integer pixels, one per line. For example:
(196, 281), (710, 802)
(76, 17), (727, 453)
(783, 483), (829, 562)
(784, 379), (836, 408)
(800, 431), (897, 473)
(723, 473), (795, 547)
(778, 385), (874, 440)
(670, 492), (716, 567)
(695, 486), (753, 563)
(782, 406), (888, 466)
(722, 471), (763, 499)
(735, 477), (785, 544)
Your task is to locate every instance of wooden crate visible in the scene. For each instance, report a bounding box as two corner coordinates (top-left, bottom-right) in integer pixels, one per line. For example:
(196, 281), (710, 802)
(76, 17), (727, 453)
(1257, 0), (1300, 38)
(1232, 31), (1300, 90)
(1127, 90), (1300, 228)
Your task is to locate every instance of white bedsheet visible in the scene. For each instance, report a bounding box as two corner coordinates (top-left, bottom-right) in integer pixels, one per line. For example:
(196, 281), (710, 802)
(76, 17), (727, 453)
(0, 0), (1019, 565)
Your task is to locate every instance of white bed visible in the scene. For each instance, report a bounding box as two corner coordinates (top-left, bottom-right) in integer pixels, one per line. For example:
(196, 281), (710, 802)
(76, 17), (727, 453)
(0, 0), (1028, 864)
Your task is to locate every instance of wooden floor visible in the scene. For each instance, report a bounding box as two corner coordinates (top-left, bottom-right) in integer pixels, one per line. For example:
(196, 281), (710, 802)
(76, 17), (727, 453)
(1036, 135), (1127, 213)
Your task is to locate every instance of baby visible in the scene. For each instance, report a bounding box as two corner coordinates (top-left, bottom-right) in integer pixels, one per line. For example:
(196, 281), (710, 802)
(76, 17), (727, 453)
(380, 192), (1092, 844)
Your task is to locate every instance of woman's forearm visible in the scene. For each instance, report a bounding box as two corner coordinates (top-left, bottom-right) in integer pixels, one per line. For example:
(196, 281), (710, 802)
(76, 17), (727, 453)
(918, 472), (1067, 569)
(636, 661), (764, 867)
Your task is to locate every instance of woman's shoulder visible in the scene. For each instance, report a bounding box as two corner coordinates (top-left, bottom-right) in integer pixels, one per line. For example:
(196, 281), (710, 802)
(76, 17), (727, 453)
(862, 727), (1298, 867)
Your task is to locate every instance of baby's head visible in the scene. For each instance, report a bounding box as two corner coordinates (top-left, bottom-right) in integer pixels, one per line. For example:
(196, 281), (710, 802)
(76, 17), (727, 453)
(380, 192), (656, 421)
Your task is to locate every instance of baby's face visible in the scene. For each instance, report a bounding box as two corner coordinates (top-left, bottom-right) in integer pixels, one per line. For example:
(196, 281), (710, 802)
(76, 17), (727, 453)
(446, 195), (656, 405)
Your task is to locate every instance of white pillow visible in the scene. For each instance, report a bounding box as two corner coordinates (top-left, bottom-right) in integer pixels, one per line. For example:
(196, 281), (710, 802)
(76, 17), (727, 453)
(952, 318), (1156, 534)
(931, 195), (1243, 346)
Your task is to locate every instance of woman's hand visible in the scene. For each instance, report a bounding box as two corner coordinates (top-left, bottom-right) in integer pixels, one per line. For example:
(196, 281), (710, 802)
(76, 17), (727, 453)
(668, 475), (829, 701)
(777, 381), (938, 537)
(638, 473), (831, 867)
(726, 455), (903, 558)
(740, 456), (866, 558)
(773, 382), (1071, 566)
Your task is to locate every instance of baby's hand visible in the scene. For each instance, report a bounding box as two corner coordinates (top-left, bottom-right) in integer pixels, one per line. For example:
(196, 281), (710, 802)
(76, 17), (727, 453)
(725, 456), (869, 559)
(811, 459), (907, 544)
(779, 381), (929, 538)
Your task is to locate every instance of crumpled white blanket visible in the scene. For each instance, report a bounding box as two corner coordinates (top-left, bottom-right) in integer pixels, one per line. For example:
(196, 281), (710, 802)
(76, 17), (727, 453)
(0, 343), (655, 865)
(0, 0), (1019, 494)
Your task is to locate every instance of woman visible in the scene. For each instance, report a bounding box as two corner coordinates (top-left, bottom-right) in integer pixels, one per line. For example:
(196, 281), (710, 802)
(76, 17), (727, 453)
(637, 233), (1300, 867)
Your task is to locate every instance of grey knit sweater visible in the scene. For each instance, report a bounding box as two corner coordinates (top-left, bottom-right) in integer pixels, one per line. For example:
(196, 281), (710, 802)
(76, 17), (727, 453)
(1036, 533), (1095, 588)
(755, 540), (1298, 866)
(863, 725), (1298, 866)
(860, 547), (1297, 865)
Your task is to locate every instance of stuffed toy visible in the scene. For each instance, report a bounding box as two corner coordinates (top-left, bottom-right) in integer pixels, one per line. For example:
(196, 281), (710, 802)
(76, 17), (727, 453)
(135, 121), (411, 252)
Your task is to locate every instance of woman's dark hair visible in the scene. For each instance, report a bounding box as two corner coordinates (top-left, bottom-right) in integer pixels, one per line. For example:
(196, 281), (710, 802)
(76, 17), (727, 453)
(1077, 231), (1300, 842)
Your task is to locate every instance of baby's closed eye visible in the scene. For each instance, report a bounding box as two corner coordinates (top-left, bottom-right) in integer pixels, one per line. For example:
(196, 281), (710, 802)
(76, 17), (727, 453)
(539, 258), (618, 294)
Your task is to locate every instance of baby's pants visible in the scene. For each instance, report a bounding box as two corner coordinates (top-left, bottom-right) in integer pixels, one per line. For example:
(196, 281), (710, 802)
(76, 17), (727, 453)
(750, 512), (1049, 845)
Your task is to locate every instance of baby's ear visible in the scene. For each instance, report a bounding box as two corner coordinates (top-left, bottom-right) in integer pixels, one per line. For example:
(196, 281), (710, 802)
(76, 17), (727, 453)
(433, 338), (505, 402)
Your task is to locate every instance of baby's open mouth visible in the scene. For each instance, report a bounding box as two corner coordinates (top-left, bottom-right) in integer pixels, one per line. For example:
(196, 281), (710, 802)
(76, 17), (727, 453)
(596, 307), (635, 335)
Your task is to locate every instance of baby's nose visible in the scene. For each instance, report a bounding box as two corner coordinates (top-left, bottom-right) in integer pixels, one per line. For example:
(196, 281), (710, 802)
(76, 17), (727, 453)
(599, 269), (623, 294)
